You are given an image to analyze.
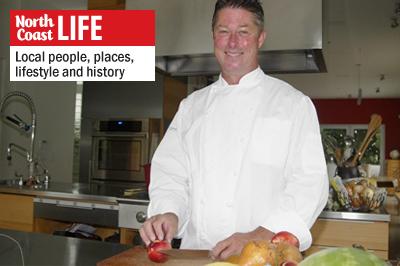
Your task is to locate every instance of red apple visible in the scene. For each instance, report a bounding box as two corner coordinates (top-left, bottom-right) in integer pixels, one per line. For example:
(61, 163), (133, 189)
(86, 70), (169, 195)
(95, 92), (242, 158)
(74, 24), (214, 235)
(281, 261), (298, 266)
(271, 231), (300, 248)
(147, 240), (172, 263)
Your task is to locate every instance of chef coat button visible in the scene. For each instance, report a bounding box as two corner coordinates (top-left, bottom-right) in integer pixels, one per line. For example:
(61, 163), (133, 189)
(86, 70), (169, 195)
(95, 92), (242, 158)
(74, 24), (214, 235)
(233, 172), (238, 177)
(240, 137), (245, 143)
(225, 202), (233, 208)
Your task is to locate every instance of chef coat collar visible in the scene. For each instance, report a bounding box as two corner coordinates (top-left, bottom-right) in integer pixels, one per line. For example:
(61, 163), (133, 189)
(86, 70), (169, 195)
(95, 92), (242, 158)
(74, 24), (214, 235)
(216, 66), (264, 90)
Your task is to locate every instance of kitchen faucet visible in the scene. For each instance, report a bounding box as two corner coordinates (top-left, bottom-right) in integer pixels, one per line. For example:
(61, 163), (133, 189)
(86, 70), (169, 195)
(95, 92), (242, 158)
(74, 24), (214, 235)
(7, 143), (31, 162)
(0, 91), (43, 184)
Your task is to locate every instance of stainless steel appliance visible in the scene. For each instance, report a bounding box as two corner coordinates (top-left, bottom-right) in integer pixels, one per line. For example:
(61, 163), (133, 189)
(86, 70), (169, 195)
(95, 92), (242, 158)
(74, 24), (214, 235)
(34, 197), (119, 228)
(90, 118), (160, 185)
(118, 200), (148, 229)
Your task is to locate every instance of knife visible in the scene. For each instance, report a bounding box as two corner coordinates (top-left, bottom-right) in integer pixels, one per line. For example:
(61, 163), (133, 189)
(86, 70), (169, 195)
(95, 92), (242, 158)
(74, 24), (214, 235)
(158, 249), (211, 259)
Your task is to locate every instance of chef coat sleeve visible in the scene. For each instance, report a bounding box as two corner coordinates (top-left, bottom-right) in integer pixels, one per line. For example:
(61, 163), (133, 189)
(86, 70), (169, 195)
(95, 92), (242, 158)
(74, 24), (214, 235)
(261, 96), (329, 251)
(147, 99), (190, 238)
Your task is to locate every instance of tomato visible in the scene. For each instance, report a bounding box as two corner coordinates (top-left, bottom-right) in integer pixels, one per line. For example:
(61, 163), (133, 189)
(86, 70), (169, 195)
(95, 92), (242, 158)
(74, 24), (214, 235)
(271, 231), (300, 248)
(147, 240), (172, 263)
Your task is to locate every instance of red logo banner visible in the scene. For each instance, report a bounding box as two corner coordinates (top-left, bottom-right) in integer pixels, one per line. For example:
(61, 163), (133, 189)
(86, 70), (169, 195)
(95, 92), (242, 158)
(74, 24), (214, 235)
(10, 10), (155, 46)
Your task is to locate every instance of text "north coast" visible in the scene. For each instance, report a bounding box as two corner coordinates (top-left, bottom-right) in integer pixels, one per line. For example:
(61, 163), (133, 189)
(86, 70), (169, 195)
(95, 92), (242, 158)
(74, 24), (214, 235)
(15, 14), (102, 41)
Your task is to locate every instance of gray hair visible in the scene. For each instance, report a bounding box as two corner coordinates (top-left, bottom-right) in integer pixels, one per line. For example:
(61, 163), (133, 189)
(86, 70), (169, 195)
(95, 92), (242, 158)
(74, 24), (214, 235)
(212, 0), (264, 30)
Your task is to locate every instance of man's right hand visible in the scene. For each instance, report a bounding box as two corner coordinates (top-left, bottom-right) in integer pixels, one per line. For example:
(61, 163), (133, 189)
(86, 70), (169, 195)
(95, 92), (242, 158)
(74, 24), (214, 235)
(139, 212), (178, 246)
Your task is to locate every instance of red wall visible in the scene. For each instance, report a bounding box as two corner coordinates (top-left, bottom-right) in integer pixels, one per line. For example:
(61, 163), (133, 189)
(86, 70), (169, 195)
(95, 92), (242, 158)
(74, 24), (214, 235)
(312, 99), (400, 159)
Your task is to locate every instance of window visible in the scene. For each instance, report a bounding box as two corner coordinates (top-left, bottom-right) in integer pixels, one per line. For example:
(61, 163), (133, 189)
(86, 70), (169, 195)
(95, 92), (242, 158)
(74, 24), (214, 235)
(320, 124), (385, 168)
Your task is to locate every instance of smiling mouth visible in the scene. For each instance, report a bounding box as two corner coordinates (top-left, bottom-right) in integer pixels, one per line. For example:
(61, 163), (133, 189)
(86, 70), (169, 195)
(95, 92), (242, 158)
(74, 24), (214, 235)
(225, 51), (243, 57)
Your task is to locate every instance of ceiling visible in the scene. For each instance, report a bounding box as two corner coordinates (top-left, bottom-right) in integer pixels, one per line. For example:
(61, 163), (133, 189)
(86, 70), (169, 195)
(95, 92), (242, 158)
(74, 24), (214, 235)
(3, 0), (399, 99)
(275, 0), (400, 99)
(20, 0), (86, 10)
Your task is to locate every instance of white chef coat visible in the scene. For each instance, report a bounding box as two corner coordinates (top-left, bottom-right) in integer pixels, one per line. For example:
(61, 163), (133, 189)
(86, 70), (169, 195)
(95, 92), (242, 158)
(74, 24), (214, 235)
(148, 67), (329, 252)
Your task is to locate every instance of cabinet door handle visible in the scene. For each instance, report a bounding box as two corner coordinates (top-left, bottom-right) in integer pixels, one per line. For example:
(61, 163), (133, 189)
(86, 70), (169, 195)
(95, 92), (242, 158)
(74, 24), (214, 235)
(88, 160), (92, 181)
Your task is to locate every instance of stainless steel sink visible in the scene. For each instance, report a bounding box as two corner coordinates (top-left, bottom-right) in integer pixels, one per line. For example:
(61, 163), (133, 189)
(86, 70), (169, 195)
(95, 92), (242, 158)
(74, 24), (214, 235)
(0, 178), (46, 189)
(0, 179), (19, 186)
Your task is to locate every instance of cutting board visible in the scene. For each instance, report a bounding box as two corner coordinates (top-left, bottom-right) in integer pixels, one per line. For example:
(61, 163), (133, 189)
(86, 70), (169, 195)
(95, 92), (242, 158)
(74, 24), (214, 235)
(97, 246), (214, 266)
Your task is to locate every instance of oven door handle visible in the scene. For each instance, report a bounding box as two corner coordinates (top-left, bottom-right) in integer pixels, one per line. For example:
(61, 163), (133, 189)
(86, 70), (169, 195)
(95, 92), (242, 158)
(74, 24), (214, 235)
(56, 203), (94, 210)
(88, 159), (92, 181)
(92, 132), (148, 138)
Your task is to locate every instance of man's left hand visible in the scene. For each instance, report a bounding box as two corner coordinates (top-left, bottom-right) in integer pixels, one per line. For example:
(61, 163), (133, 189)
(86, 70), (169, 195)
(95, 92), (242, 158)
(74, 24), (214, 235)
(210, 226), (274, 260)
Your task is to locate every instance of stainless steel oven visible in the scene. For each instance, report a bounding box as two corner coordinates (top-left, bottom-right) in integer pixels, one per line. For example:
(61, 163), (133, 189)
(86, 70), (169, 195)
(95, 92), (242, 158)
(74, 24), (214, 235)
(90, 119), (156, 184)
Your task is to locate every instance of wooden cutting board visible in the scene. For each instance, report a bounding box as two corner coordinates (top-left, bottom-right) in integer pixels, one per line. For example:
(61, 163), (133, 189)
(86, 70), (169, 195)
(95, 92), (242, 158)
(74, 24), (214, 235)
(97, 246), (214, 266)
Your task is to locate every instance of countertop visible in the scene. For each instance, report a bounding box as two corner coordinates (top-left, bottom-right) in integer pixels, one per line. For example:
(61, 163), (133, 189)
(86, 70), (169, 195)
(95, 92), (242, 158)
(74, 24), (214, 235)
(0, 228), (130, 266)
(0, 181), (392, 222)
(320, 209), (391, 222)
(1, 229), (398, 266)
(0, 180), (149, 204)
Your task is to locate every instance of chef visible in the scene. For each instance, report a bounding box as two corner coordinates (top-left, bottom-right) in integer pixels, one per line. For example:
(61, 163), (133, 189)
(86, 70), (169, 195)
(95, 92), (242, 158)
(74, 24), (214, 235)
(140, 0), (329, 260)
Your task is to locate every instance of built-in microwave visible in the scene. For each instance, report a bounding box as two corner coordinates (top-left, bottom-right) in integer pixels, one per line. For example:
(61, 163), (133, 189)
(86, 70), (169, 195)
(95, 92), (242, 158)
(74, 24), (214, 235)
(90, 119), (160, 185)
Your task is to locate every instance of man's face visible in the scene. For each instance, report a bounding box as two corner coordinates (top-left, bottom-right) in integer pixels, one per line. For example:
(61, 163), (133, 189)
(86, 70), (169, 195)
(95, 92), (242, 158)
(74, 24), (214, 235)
(213, 7), (266, 79)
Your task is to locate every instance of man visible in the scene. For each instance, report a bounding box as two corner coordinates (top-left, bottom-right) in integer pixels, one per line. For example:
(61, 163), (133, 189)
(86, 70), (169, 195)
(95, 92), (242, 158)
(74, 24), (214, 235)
(140, 0), (328, 260)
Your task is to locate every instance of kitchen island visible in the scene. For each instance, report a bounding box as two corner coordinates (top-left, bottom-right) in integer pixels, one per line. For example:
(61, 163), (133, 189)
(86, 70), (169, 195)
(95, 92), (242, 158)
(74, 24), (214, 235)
(0, 228), (130, 266)
(0, 181), (148, 245)
(307, 210), (390, 259)
(0, 180), (148, 203)
(0, 181), (394, 259)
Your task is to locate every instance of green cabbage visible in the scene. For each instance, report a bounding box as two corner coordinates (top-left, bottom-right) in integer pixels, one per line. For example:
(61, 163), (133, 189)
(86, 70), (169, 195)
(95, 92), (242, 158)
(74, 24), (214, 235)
(299, 247), (387, 266)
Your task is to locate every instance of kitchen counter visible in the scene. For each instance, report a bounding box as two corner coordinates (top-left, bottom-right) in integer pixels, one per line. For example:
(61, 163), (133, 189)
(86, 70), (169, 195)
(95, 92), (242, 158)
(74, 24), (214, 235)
(0, 181), (395, 259)
(0, 228), (130, 266)
(0, 181), (393, 222)
(0, 180), (149, 204)
(320, 210), (391, 222)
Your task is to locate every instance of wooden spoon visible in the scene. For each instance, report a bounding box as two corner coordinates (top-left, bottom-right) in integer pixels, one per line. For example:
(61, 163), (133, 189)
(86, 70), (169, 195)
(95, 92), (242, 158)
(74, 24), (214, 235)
(351, 114), (382, 166)
(335, 148), (343, 166)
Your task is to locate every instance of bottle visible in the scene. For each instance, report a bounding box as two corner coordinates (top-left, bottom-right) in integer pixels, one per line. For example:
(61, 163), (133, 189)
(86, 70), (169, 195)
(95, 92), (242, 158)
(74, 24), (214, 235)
(327, 155), (337, 178)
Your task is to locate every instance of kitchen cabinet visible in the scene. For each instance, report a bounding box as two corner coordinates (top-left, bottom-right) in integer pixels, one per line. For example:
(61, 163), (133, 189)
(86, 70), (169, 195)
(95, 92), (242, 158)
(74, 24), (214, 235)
(33, 197), (120, 241)
(0, 183), (144, 245)
(162, 75), (188, 133)
(306, 218), (389, 259)
(0, 193), (34, 232)
(0, 192), (120, 241)
(386, 160), (400, 194)
(163, 76), (187, 121)
(120, 228), (138, 245)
